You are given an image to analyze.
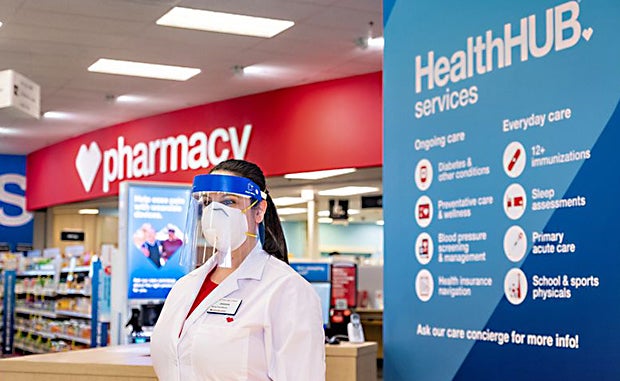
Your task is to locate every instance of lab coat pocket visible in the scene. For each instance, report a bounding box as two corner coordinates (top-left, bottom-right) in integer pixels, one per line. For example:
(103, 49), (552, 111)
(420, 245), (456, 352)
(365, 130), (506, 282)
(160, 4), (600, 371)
(191, 324), (250, 381)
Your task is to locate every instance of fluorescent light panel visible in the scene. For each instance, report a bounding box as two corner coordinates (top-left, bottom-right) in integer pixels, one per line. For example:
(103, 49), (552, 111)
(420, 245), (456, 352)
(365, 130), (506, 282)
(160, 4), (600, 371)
(318, 217), (333, 224)
(284, 168), (357, 180)
(0, 127), (20, 135)
(88, 58), (200, 81)
(273, 197), (306, 207)
(276, 207), (307, 216)
(318, 186), (379, 197)
(318, 209), (359, 217)
(43, 111), (72, 119)
(242, 65), (265, 75)
(78, 209), (99, 215)
(116, 95), (146, 103)
(156, 7), (294, 38)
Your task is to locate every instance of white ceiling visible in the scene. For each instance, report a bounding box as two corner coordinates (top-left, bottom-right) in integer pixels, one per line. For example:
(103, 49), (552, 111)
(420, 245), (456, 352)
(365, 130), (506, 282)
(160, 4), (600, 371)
(0, 0), (383, 155)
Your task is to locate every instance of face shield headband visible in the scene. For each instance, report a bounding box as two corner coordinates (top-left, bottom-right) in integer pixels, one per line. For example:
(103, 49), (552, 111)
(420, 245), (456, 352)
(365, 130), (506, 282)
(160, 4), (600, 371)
(192, 174), (265, 203)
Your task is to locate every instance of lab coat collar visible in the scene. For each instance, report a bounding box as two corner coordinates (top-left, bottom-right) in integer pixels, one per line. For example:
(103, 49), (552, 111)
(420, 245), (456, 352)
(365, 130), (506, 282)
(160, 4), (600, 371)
(178, 242), (269, 341)
(230, 241), (270, 281)
(186, 241), (268, 281)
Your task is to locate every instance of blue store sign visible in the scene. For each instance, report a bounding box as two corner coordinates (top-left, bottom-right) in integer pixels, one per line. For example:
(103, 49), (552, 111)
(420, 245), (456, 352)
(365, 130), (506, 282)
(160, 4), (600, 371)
(0, 155), (33, 251)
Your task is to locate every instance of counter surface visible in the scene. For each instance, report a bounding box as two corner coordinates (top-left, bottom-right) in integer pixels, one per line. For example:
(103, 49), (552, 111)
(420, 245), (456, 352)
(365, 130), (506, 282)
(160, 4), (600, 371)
(0, 344), (156, 380)
(0, 342), (377, 381)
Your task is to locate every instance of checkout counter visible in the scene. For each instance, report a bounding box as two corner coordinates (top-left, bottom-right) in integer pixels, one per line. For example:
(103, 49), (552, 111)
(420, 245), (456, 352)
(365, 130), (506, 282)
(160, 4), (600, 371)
(0, 342), (377, 381)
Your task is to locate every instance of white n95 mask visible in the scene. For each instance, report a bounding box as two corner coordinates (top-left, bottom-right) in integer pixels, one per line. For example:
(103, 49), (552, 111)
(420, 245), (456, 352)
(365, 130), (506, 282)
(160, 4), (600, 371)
(201, 202), (250, 267)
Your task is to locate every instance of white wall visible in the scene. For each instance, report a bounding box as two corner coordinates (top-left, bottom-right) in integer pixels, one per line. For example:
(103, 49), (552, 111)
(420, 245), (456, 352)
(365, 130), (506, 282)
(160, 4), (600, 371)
(281, 221), (383, 259)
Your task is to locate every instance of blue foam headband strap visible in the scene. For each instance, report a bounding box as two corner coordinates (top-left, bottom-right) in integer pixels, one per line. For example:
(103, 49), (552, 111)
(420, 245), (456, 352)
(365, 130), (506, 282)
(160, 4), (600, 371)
(192, 174), (264, 201)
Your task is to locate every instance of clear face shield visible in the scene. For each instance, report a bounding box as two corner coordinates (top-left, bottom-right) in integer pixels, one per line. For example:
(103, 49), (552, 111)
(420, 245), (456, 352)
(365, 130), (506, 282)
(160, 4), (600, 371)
(180, 174), (265, 270)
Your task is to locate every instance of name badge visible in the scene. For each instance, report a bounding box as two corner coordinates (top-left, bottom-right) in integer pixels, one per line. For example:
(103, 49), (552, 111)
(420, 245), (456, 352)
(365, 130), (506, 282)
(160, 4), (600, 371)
(206, 298), (242, 315)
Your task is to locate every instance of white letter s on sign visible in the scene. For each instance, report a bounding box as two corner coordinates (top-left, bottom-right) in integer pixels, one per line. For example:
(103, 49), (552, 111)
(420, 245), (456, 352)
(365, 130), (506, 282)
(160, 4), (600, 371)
(0, 174), (33, 227)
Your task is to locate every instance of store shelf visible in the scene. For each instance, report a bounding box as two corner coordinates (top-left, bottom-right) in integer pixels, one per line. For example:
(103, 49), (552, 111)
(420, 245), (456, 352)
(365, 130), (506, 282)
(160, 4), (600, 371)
(55, 310), (91, 319)
(61, 266), (90, 273)
(16, 290), (57, 297)
(14, 325), (57, 340)
(55, 333), (90, 345)
(15, 289), (91, 297)
(17, 269), (55, 277)
(15, 307), (58, 319)
(57, 290), (91, 297)
(13, 342), (48, 354)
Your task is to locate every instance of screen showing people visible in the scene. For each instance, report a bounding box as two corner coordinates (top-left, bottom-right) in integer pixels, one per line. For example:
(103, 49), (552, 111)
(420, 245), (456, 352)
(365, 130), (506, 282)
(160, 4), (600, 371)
(133, 223), (184, 268)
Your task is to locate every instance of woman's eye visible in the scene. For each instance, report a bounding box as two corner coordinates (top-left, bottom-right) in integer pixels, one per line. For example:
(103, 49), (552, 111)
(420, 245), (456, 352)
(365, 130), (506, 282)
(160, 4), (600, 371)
(222, 199), (235, 206)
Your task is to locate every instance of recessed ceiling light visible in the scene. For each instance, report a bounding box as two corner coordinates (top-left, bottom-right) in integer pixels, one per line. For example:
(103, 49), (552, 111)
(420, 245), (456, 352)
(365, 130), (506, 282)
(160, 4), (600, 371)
(116, 94), (146, 103)
(88, 58), (200, 81)
(284, 168), (357, 180)
(318, 186), (379, 196)
(0, 21), (3, 28)
(273, 197), (306, 207)
(367, 36), (384, 49)
(276, 207), (307, 215)
(156, 7), (294, 38)
(376, 220), (385, 226)
(318, 217), (333, 224)
(78, 209), (99, 215)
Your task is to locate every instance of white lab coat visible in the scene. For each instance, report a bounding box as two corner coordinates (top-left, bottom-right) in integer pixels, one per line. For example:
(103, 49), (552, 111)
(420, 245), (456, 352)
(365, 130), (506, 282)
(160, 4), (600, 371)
(151, 243), (326, 381)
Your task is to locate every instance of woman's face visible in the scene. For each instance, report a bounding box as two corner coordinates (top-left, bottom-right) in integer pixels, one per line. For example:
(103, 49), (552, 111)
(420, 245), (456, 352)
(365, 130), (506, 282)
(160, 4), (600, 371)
(208, 170), (267, 231)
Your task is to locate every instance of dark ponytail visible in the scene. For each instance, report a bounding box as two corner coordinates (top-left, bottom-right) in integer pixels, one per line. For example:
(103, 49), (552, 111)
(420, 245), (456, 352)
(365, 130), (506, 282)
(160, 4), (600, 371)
(210, 159), (289, 264)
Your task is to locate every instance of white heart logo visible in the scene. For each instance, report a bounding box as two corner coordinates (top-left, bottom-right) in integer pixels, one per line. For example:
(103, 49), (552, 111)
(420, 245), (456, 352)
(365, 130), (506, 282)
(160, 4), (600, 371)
(75, 142), (102, 192)
(582, 27), (593, 41)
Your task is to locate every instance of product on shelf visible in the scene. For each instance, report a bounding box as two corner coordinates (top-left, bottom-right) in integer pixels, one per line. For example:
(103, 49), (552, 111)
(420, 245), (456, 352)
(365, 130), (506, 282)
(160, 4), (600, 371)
(10, 251), (101, 356)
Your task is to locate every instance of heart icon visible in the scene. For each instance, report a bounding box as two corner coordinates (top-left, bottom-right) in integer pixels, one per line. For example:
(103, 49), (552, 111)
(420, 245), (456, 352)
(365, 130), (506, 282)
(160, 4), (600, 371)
(582, 27), (593, 41)
(75, 142), (102, 192)
(226, 317), (234, 323)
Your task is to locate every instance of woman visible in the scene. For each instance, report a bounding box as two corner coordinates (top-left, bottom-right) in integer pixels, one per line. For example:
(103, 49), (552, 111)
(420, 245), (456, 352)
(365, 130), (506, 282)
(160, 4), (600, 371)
(151, 159), (326, 381)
